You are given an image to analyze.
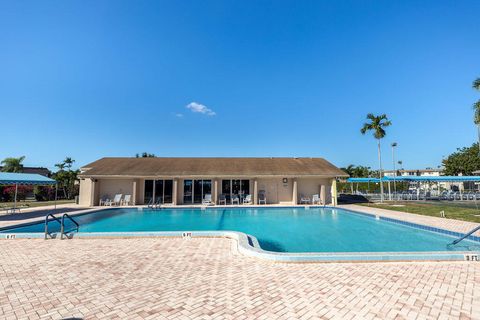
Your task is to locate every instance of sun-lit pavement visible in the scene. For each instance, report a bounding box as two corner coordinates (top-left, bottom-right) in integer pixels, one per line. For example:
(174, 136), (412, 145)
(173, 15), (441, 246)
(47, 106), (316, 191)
(0, 237), (479, 320)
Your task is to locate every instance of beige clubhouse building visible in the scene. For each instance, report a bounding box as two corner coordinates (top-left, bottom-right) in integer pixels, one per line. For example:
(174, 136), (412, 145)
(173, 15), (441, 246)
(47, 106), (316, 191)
(78, 157), (347, 206)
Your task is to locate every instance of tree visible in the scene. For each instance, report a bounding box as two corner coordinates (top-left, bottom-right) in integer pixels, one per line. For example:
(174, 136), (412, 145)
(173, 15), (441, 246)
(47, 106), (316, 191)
(53, 157), (80, 199)
(1, 156), (25, 172)
(360, 113), (392, 202)
(443, 143), (480, 176)
(340, 164), (372, 177)
(397, 160), (403, 169)
(135, 152), (156, 158)
(473, 78), (480, 155)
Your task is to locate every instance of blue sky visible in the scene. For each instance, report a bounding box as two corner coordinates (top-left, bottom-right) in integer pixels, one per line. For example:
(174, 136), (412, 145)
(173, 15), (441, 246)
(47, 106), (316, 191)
(1, 1), (479, 171)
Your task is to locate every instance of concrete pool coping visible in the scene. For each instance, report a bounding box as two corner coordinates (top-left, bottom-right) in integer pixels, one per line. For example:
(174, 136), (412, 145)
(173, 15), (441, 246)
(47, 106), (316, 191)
(1, 205), (479, 263)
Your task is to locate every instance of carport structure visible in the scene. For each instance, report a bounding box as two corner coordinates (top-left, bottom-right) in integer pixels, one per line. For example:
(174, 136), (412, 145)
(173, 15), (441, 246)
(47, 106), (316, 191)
(0, 172), (57, 213)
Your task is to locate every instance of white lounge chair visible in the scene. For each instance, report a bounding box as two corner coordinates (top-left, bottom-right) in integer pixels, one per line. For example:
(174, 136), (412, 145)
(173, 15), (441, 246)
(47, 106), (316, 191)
(299, 194), (310, 204)
(258, 191), (267, 205)
(99, 195), (110, 206)
(146, 198), (155, 208)
(154, 197), (163, 209)
(231, 194), (240, 205)
(243, 194), (252, 205)
(202, 194), (213, 206)
(312, 194), (321, 205)
(109, 194), (123, 206)
(122, 194), (132, 206)
(218, 194), (227, 205)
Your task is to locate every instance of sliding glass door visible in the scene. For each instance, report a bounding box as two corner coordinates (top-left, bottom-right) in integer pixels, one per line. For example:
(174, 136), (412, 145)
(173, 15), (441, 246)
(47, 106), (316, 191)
(144, 180), (154, 203)
(221, 180), (231, 202)
(144, 179), (173, 204)
(221, 179), (250, 202)
(164, 180), (173, 203)
(183, 180), (193, 204)
(184, 179), (212, 204)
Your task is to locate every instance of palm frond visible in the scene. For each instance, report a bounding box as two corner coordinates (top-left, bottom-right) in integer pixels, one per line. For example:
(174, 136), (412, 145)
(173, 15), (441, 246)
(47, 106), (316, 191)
(473, 100), (480, 111)
(473, 78), (480, 91)
(474, 105), (480, 125)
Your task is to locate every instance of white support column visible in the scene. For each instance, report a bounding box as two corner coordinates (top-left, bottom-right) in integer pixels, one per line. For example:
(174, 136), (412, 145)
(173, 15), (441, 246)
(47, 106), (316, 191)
(172, 179), (178, 205)
(331, 179), (338, 206)
(90, 179), (97, 206)
(292, 178), (298, 205)
(213, 179), (218, 205)
(132, 180), (137, 205)
(253, 179), (258, 204)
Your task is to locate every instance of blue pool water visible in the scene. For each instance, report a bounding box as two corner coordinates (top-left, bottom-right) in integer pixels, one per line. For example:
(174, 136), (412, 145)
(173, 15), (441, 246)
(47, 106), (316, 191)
(2, 207), (478, 253)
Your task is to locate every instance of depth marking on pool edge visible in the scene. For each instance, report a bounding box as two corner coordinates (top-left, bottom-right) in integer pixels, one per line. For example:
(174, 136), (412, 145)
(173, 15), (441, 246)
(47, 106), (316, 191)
(464, 254), (479, 261)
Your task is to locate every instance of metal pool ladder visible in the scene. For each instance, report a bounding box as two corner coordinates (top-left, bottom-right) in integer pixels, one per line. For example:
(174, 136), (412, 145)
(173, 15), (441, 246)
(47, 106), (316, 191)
(450, 225), (480, 245)
(44, 213), (80, 240)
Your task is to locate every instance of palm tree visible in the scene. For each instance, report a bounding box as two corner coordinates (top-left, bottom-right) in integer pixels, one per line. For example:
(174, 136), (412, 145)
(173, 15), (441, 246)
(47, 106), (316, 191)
(473, 78), (480, 155)
(1, 156), (25, 173)
(341, 164), (356, 177)
(361, 114), (392, 202)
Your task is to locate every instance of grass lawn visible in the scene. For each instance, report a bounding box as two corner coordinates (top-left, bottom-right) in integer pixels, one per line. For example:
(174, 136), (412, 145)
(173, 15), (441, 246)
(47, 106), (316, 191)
(359, 201), (480, 223)
(0, 200), (75, 209)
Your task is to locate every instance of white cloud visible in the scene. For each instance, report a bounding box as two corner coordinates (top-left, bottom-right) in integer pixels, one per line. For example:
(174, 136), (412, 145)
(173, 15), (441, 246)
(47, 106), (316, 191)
(186, 102), (216, 116)
(174, 113), (184, 118)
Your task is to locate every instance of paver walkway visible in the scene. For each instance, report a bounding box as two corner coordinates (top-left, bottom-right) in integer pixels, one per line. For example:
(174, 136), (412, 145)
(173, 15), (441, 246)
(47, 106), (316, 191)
(1, 237), (479, 320)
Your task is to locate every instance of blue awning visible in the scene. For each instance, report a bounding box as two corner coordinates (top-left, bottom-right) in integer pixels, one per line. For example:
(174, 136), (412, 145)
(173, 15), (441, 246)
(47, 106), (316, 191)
(0, 172), (56, 186)
(384, 176), (480, 182)
(347, 177), (383, 183)
(347, 176), (480, 183)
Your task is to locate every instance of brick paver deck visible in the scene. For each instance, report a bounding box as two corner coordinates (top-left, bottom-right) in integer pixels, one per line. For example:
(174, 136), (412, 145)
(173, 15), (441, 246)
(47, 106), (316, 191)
(1, 237), (479, 320)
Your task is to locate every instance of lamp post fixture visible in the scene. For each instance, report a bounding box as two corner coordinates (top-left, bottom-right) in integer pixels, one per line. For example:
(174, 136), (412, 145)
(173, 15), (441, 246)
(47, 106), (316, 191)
(391, 142), (398, 194)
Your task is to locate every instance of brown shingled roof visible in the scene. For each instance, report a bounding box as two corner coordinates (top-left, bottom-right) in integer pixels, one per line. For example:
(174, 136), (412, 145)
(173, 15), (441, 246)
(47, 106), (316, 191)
(79, 157), (347, 178)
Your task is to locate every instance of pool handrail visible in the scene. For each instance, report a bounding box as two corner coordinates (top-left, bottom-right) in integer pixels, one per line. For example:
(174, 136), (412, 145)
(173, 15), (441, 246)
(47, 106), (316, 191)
(44, 213), (62, 239)
(60, 213), (79, 240)
(451, 225), (480, 245)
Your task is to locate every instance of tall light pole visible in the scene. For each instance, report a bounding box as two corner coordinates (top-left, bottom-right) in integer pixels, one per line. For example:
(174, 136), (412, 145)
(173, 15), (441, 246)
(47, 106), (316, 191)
(391, 142), (397, 194)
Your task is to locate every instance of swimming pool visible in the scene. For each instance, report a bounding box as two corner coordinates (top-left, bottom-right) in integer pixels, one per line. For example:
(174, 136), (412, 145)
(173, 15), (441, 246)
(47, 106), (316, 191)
(2, 207), (479, 255)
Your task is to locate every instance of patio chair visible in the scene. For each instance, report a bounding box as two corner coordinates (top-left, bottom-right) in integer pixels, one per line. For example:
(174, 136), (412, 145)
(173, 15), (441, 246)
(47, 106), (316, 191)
(147, 198), (155, 208)
(202, 194), (213, 206)
(243, 194), (252, 205)
(218, 194), (227, 205)
(258, 191), (267, 205)
(299, 194), (311, 204)
(109, 194), (123, 206)
(312, 194), (321, 205)
(154, 196), (163, 209)
(122, 194), (132, 206)
(231, 194), (240, 205)
(99, 195), (110, 206)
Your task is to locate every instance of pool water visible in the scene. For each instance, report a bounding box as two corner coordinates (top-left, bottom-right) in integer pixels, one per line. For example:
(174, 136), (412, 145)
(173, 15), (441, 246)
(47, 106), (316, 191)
(2, 207), (478, 253)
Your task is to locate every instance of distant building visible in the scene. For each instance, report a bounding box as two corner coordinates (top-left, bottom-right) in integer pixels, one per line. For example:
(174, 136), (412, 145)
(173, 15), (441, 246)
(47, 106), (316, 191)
(383, 168), (443, 178)
(383, 168), (475, 191)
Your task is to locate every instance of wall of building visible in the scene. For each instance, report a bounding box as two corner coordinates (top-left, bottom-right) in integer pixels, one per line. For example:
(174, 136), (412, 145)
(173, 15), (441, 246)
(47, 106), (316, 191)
(79, 178), (93, 206)
(257, 178), (293, 204)
(296, 177), (332, 204)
